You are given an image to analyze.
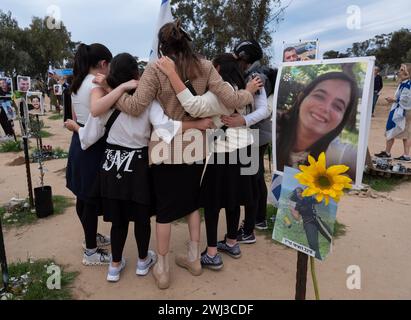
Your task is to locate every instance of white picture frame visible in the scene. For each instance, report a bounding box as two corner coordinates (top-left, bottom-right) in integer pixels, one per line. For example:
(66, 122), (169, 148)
(271, 57), (375, 192)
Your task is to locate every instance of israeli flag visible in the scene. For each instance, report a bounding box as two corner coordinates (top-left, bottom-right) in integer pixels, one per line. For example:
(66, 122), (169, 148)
(386, 80), (411, 140)
(270, 173), (283, 207)
(149, 0), (174, 62)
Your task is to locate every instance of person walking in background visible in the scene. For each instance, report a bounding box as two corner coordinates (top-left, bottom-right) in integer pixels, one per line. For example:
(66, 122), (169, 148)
(375, 63), (411, 162)
(47, 71), (58, 112)
(372, 67), (383, 116)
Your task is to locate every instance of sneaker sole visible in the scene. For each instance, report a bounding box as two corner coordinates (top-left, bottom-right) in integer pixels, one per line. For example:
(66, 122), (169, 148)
(202, 263), (224, 271)
(255, 226), (268, 230)
(82, 259), (110, 266)
(106, 274), (120, 282)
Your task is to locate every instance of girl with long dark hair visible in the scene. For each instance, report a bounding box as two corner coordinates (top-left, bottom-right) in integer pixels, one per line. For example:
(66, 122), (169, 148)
(65, 43), (113, 266)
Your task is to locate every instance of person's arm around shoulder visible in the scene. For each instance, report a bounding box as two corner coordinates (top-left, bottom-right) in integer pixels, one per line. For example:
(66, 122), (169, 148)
(115, 63), (160, 117)
(90, 77), (139, 117)
(156, 56), (229, 118)
(206, 61), (261, 110)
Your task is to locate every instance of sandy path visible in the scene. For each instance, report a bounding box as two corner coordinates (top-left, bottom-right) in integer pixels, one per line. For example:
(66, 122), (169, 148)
(1, 83), (411, 299)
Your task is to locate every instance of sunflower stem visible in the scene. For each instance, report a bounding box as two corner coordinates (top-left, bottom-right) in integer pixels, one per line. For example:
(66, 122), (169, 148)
(310, 256), (320, 300)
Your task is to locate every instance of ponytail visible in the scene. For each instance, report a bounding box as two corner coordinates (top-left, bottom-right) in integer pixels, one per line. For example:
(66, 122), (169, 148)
(71, 43), (112, 94)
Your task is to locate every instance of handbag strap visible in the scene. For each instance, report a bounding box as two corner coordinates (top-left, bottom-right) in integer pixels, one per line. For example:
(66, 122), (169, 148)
(104, 109), (121, 134)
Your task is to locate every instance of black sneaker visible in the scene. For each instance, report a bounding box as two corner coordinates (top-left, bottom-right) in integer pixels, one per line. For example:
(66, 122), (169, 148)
(255, 220), (268, 230)
(374, 151), (391, 158)
(237, 231), (256, 244)
(394, 155), (411, 162)
(200, 250), (223, 270)
(217, 239), (242, 259)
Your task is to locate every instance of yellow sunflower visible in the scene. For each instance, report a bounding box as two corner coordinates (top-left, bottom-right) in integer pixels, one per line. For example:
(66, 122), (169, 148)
(294, 152), (352, 205)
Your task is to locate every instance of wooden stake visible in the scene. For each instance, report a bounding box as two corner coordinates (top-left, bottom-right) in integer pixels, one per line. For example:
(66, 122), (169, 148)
(295, 251), (308, 300)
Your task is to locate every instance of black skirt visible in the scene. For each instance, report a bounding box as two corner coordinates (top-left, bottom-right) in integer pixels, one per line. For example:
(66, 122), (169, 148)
(66, 131), (106, 204)
(92, 144), (151, 223)
(200, 147), (258, 209)
(151, 163), (204, 223)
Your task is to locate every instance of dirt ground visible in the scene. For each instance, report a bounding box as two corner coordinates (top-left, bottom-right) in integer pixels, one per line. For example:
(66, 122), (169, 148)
(1, 82), (411, 300)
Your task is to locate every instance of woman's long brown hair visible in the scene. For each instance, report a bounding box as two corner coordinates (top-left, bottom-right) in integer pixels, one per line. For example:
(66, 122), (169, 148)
(157, 20), (202, 81)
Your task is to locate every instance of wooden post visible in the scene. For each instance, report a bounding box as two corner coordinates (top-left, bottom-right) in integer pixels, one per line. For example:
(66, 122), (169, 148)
(295, 251), (308, 300)
(22, 135), (34, 208)
(0, 216), (9, 292)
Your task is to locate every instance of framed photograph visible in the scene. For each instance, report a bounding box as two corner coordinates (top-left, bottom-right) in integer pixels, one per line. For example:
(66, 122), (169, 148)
(53, 84), (63, 96)
(26, 91), (44, 115)
(0, 77), (13, 97)
(17, 75), (31, 92)
(272, 166), (337, 261)
(0, 100), (16, 120)
(272, 57), (375, 190)
(283, 40), (319, 62)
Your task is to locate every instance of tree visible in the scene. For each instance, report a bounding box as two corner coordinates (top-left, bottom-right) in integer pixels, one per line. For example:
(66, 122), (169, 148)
(25, 17), (75, 78)
(0, 11), (32, 77)
(170, 0), (288, 60)
(0, 10), (75, 79)
(323, 50), (349, 59)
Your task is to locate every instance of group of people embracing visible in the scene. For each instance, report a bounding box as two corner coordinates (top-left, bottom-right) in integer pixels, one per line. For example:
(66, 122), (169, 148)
(65, 20), (273, 289)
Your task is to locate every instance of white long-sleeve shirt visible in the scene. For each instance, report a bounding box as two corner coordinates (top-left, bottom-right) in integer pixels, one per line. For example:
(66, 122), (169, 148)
(176, 87), (256, 152)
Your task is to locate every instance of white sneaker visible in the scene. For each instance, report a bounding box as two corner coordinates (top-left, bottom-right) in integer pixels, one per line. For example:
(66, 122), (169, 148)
(82, 248), (111, 266)
(107, 258), (126, 282)
(136, 250), (157, 276)
(82, 233), (111, 250)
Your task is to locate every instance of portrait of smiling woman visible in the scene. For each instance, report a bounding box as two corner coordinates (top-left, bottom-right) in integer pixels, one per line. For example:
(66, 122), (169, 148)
(274, 62), (370, 181)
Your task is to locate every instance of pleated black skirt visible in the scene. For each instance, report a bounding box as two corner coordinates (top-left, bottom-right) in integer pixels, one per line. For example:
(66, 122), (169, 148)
(151, 163), (204, 223)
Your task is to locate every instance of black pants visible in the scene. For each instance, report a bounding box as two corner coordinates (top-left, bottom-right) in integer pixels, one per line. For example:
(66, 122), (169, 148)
(75, 199), (98, 249)
(63, 93), (72, 122)
(303, 217), (332, 259)
(0, 106), (14, 136)
(243, 143), (269, 234)
(110, 217), (151, 263)
(204, 206), (240, 247)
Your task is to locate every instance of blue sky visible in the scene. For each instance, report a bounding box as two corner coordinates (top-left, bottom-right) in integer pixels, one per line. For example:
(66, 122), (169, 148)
(2, 0), (411, 65)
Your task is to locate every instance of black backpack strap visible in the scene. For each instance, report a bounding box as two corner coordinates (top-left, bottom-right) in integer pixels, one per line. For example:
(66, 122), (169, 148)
(104, 109), (121, 134)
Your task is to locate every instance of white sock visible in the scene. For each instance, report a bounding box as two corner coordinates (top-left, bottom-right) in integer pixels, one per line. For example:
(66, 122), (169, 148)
(226, 242), (235, 248)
